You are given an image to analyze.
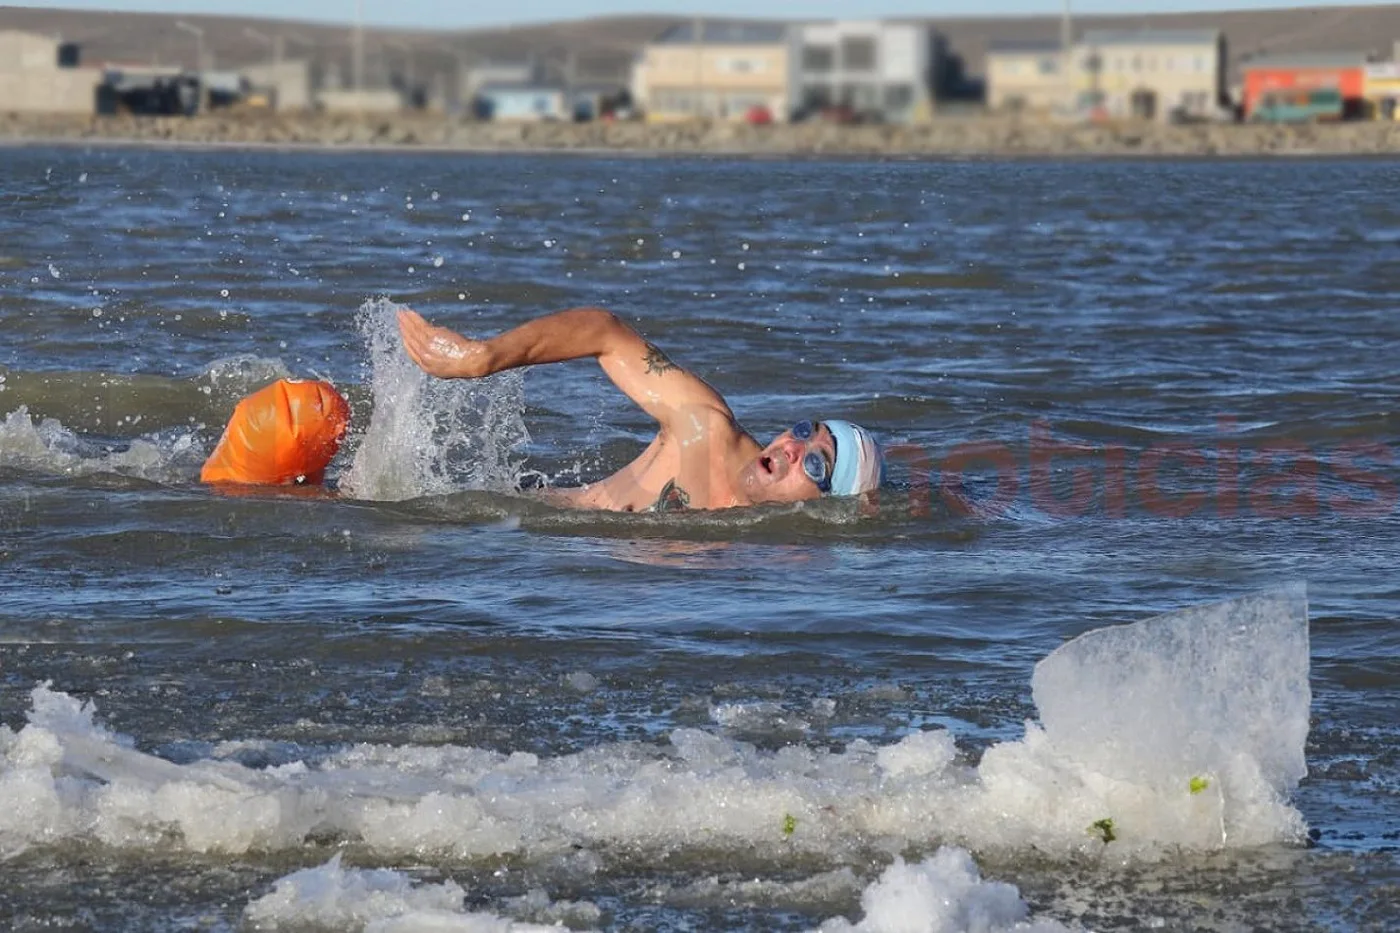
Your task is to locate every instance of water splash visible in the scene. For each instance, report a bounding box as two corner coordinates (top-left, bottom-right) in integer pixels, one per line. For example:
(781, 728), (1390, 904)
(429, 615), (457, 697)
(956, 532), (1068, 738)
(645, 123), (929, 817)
(0, 406), (205, 484)
(339, 298), (529, 501)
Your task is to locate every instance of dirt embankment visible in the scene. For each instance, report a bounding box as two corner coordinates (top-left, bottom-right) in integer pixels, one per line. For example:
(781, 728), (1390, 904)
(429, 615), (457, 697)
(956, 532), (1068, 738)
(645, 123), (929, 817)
(3, 111), (1399, 158)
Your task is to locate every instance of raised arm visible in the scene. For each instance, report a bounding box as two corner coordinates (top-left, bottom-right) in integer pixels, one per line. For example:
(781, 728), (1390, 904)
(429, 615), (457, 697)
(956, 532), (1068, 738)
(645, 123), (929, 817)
(397, 307), (735, 428)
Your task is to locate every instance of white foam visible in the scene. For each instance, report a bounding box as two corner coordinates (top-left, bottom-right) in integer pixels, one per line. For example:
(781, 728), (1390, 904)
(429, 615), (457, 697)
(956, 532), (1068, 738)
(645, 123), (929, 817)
(0, 406), (206, 484)
(243, 852), (568, 932)
(339, 298), (530, 501)
(814, 849), (1069, 933)
(0, 590), (1310, 866)
(244, 848), (1067, 933)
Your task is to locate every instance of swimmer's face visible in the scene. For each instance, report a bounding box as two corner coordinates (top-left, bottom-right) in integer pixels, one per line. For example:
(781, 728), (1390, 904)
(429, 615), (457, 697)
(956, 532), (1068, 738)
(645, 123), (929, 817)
(740, 421), (837, 503)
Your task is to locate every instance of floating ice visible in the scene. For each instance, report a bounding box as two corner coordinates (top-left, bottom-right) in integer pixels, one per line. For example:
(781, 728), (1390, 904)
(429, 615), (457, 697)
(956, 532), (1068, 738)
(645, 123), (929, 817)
(813, 849), (1069, 933)
(243, 853), (565, 932)
(0, 590), (1310, 865)
(339, 298), (529, 501)
(1030, 583), (1310, 847)
(244, 847), (1065, 933)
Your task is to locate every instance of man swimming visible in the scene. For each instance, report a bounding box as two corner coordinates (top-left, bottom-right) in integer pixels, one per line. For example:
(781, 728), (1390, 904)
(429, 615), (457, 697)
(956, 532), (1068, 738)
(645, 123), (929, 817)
(397, 306), (884, 512)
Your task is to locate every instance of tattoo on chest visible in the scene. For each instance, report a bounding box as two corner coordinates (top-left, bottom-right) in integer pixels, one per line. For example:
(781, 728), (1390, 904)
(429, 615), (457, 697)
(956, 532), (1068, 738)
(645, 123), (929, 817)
(654, 479), (690, 512)
(644, 342), (679, 376)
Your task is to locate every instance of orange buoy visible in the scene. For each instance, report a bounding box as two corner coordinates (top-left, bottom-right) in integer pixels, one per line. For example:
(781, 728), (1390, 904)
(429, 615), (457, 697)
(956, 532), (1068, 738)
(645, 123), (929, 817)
(200, 378), (350, 486)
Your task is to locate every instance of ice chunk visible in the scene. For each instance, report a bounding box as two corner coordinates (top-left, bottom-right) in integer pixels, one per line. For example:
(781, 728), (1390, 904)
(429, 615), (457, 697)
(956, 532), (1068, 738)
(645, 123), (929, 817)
(244, 853), (580, 932)
(813, 847), (1069, 933)
(1031, 584), (1310, 844)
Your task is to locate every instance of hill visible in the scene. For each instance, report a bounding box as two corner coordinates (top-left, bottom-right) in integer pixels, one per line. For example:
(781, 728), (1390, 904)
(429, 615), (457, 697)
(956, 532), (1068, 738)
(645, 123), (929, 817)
(0, 3), (1396, 89)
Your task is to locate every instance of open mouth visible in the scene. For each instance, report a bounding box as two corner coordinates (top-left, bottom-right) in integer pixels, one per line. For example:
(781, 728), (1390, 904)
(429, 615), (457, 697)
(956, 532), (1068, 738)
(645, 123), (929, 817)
(760, 455), (775, 475)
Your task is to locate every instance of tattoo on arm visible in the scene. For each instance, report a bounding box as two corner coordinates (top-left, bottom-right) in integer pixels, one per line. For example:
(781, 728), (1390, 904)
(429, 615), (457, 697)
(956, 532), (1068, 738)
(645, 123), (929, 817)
(644, 342), (679, 376)
(654, 479), (690, 512)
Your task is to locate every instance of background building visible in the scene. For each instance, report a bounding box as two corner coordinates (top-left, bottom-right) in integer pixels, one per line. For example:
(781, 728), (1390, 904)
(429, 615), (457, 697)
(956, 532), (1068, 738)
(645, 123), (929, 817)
(1242, 53), (1370, 121)
(472, 83), (568, 121)
(1364, 61), (1400, 121)
(1074, 29), (1227, 121)
(985, 39), (1066, 115)
(242, 59), (312, 111)
(632, 20), (790, 122)
(790, 20), (944, 123)
(0, 30), (101, 113)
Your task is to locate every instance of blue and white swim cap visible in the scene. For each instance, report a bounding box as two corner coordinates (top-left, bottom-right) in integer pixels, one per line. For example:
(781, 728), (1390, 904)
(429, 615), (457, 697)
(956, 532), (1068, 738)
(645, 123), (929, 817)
(824, 420), (885, 497)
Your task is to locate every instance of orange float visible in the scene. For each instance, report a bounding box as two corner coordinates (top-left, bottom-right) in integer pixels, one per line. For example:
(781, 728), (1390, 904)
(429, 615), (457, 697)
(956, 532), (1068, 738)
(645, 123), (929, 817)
(200, 378), (350, 486)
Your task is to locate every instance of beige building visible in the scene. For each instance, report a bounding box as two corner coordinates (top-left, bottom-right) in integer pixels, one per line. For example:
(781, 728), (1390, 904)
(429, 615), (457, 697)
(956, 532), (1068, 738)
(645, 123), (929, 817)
(986, 40), (1068, 115)
(633, 20), (790, 122)
(243, 59), (313, 112)
(0, 30), (100, 114)
(1365, 62), (1400, 121)
(1073, 29), (1227, 122)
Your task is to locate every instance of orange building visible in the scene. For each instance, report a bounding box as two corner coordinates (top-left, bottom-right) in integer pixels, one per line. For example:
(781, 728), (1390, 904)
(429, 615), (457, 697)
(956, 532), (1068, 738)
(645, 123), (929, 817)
(1242, 53), (1369, 120)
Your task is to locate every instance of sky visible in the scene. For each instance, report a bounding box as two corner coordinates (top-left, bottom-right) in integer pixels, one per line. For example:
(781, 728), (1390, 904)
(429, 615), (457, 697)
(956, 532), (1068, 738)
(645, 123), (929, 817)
(19, 0), (1397, 29)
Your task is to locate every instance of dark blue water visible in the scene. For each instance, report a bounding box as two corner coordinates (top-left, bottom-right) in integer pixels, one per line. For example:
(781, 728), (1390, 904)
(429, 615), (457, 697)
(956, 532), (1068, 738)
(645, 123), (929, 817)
(0, 146), (1396, 931)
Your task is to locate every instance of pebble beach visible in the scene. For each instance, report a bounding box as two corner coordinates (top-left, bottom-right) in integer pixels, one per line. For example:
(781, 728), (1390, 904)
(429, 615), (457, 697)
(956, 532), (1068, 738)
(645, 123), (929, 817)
(4, 110), (1400, 157)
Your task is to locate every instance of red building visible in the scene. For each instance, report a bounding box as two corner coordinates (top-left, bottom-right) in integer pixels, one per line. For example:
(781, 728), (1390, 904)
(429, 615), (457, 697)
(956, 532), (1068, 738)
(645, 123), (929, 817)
(1242, 53), (1370, 120)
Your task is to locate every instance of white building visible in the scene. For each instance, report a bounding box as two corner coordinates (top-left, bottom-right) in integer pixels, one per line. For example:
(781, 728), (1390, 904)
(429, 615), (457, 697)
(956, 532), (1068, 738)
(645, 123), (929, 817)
(790, 20), (943, 123)
(0, 30), (101, 114)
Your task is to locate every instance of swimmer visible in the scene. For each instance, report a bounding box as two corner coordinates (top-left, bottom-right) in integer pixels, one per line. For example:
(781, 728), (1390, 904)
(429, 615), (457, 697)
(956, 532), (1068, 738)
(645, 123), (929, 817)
(398, 306), (884, 512)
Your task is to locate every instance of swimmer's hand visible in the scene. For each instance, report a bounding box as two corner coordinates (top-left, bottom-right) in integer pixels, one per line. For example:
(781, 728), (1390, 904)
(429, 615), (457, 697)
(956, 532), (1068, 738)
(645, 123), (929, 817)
(397, 308), (494, 379)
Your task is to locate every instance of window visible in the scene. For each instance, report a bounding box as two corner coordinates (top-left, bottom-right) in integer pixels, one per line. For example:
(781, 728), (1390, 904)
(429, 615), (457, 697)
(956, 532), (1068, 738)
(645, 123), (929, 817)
(841, 36), (877, 72)
(801, 85), (833, 110)
(839, 82), (879, 109)
(803, 45), (835, 73)
(653, 90), (697, 114)
(721, 57), (765, 75)
(1038, 56), (1060, 75)
(884, 84), (914, 110)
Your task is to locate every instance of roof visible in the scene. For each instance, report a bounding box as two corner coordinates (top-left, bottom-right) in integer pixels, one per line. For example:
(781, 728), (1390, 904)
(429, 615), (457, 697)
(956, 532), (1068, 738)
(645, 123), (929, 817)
(477, 82), (565, 95)
(987, 39), (1063, 55)
(1241, 52), (1373, 70)
(653, 20), (787, 45)
(469, 59), (535, 71)
(1081, 29), (1221, 47)
(570, 81), (625, 94)
(0, 28), (57, 43)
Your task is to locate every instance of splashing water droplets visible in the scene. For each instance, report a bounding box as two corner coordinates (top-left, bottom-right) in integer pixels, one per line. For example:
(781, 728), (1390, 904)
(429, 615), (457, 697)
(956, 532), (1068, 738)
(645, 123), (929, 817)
(339, 299), (529, 502)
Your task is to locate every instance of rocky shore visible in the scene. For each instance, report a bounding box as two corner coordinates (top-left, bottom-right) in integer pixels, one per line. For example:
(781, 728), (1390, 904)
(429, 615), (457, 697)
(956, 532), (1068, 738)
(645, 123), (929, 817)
(3, 111), (1400, 158)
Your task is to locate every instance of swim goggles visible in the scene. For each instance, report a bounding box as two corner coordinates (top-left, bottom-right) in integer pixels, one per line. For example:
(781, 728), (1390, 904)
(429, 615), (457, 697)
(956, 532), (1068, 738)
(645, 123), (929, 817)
(791, 420), (834, 493)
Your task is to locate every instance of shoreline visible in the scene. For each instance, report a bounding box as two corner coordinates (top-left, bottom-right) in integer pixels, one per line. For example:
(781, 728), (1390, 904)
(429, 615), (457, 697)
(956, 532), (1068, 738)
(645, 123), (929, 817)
(3, 112), (1400, 159)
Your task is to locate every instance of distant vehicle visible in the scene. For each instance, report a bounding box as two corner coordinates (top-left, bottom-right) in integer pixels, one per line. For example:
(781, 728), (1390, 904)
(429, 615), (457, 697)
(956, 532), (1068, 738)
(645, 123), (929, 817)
(744, 104), (774, 125)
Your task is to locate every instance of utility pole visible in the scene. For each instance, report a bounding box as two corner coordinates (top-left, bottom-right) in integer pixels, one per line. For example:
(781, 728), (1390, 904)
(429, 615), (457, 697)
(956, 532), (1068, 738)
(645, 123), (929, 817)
(352, 0), (365, 103)
(175, 19), (206, 72)
(693, 16), (704, 119)
(244, 27), (282, 68)
(1061, 0), (1075, 115)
